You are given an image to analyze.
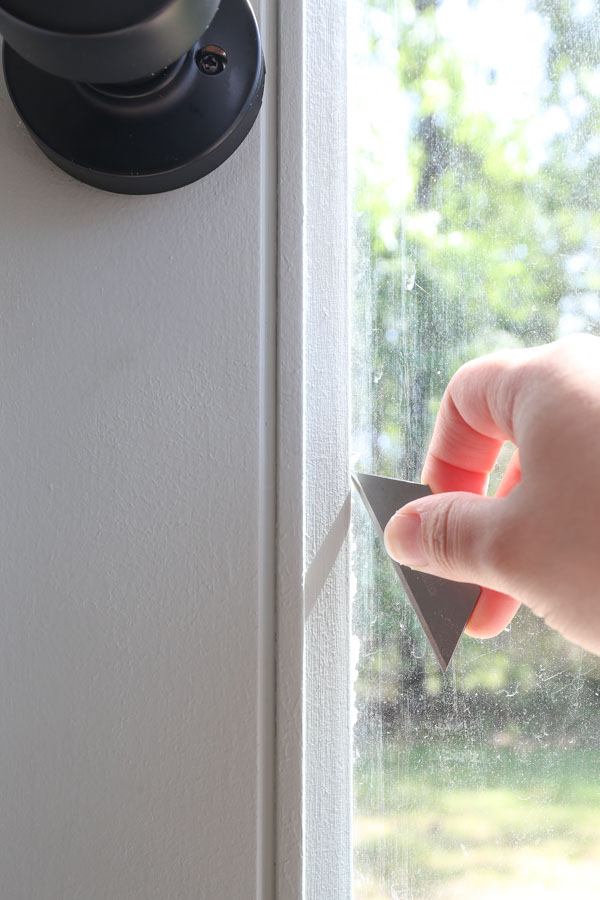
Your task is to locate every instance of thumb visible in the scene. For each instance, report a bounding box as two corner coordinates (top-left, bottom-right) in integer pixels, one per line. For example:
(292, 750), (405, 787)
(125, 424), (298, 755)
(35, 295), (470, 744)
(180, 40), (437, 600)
(383, 491), (513, 590)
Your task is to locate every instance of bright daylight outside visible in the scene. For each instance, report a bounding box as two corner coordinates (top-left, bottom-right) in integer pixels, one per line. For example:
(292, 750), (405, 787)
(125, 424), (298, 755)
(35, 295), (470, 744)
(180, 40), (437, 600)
(350, 0), (600, 897)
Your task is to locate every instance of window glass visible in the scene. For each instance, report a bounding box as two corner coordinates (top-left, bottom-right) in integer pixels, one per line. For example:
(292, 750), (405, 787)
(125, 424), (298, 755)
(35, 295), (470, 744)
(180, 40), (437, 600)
(350, 1), (600, 897)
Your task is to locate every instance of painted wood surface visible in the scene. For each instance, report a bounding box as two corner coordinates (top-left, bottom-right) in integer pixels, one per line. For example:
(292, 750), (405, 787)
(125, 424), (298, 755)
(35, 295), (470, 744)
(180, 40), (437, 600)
(276, 0), (351, 896)
(304, 0), (352, 897)
(0, 3), (276, 893)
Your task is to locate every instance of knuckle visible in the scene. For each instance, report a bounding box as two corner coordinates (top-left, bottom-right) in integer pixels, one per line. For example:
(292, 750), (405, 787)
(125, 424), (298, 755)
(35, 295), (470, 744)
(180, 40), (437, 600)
(421, 498), (456, 571)
(421, 495), (523, 582)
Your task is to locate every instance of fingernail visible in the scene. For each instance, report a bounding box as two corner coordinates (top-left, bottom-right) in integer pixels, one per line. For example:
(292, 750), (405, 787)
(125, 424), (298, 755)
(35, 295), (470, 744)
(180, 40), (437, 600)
(384, 511), (429, 568)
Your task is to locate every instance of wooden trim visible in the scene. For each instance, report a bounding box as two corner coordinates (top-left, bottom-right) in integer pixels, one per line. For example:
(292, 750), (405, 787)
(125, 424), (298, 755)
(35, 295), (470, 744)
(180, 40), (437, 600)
(276, 0), (351, 895)
(276, 0), (307, 893)
(303, 0), (351, 894)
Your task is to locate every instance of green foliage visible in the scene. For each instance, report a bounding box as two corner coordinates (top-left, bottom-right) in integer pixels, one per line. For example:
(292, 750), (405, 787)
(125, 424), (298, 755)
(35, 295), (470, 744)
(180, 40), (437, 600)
(354, 744), (600, 898)
(352, 0), (600, 745)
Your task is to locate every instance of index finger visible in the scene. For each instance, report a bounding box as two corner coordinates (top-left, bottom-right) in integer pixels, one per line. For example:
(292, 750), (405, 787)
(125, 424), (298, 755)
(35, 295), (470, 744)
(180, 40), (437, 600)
(421, 351), (522, 495)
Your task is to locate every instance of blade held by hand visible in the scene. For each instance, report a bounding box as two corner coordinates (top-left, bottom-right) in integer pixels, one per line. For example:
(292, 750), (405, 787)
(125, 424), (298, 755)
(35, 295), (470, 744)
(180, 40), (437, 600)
(352, 471), (480, 672)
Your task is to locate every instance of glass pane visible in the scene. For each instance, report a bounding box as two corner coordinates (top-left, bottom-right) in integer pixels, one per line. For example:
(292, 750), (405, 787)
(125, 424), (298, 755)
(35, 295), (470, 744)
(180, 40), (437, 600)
(350, 1), (600, 898)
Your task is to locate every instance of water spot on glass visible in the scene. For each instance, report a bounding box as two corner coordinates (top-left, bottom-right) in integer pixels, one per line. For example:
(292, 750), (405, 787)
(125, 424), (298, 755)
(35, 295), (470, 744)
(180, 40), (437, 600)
(513, 244), (528, 260)
(497, 687), (519, 698)
(566, 252), (589, 273)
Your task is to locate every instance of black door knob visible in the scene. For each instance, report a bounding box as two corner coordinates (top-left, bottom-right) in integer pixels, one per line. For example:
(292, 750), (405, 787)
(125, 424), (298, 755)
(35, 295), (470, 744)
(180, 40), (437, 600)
(0, 0), (265, 194)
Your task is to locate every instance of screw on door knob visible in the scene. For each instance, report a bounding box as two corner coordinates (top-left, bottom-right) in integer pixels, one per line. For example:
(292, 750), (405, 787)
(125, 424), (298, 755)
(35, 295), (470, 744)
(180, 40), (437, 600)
(0, 0), (265, 194)
(197, 45), (228, 75)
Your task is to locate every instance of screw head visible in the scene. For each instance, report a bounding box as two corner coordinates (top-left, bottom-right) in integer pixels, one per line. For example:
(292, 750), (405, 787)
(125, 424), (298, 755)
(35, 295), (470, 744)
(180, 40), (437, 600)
(196, 45), (227, 75)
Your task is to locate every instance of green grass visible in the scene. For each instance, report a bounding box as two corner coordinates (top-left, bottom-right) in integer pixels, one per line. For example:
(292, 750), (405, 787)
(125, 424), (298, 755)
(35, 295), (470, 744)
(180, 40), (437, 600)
(354, 743), (600, 899)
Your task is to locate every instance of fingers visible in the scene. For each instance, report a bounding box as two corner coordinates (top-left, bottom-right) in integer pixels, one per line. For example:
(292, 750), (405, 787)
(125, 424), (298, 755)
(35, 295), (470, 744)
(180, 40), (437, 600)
(465, 587), (521, 638)
(421, 351), (527, 494)
(494, 448), (521, 499)
(391, 337), (600, 653)
(383, 490), (515, 590)
(417, 350), (529, 642)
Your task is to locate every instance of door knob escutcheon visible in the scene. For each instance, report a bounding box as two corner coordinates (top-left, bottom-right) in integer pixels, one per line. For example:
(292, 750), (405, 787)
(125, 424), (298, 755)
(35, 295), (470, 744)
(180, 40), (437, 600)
(0, 0), (265, 194)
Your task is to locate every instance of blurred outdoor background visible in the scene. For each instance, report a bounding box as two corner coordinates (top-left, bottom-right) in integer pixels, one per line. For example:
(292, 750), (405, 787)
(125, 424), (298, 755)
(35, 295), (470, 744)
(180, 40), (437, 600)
(349, 0), (600, 897)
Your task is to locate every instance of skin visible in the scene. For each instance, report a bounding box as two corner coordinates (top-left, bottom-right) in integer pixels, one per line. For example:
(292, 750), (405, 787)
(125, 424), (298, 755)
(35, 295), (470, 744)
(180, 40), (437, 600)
(383, 333), (600, 656)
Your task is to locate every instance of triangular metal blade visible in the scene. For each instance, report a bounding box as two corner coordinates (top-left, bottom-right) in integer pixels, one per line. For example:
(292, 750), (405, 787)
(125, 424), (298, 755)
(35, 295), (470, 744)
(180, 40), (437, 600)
(352, 471), (480, 672)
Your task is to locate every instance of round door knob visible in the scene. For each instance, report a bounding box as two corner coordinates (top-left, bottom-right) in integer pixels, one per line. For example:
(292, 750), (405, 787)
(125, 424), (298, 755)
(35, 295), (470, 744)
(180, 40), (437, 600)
(0, 0), (265, 194)
(0, 0), (221, 83)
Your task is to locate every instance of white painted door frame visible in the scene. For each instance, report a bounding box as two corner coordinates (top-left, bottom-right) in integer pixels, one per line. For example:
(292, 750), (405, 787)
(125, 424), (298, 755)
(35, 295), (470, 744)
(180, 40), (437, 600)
(276, 0), (351, 896)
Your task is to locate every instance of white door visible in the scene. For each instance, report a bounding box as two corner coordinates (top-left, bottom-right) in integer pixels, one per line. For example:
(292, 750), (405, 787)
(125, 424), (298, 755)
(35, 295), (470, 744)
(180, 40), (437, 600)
(0, 5), (276, 898)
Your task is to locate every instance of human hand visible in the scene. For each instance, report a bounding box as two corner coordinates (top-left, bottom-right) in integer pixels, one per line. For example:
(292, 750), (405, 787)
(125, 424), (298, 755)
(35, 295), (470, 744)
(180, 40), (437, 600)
(383, 334), (600, 655)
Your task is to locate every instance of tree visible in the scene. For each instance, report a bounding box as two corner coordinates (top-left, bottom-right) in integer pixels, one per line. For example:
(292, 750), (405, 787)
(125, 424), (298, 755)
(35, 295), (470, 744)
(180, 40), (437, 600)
(352, 0), (600, 742)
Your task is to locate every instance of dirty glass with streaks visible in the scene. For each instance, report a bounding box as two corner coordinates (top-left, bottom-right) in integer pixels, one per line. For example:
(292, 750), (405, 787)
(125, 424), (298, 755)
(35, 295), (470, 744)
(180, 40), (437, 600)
(350, 1), (600, 897)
